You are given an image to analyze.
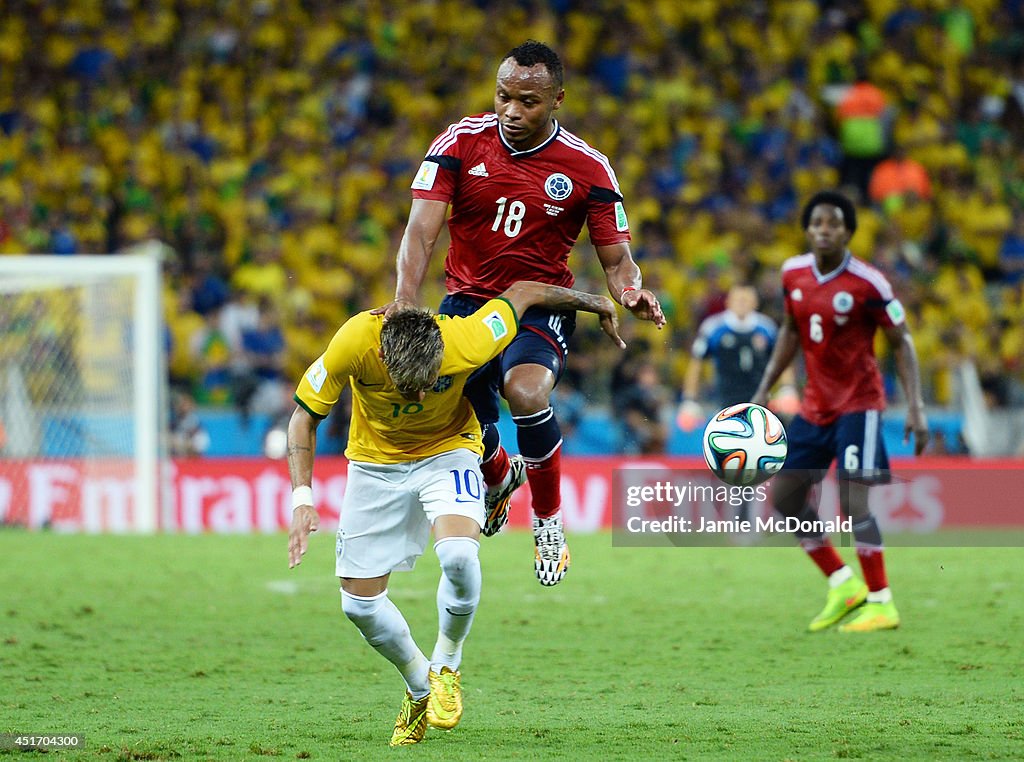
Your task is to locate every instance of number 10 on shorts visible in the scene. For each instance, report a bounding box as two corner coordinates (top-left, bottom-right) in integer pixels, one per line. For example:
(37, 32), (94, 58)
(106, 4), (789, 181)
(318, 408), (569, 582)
(450, 469), (482, 501)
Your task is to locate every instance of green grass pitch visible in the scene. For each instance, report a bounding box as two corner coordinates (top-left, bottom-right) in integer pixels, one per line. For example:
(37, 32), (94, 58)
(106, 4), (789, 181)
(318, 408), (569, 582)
(2, 529), (1023, 760)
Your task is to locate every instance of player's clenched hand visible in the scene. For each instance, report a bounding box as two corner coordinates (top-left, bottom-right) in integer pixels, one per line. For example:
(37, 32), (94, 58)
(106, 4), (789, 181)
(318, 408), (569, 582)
(288, 505), (319, 568)
(905, 407), (929, 456)
(370, 298), (417, 320)
(622, 288), (666, 328)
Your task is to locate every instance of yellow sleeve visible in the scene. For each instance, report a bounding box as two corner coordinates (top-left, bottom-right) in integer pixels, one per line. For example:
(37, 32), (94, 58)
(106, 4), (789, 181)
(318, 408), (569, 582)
(294, 312), (379, 418)
(437, 297), (519, 375)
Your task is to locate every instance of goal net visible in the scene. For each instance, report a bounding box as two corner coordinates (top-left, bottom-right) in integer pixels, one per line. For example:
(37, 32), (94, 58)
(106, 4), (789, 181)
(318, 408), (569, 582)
(0, 252), (166, 531)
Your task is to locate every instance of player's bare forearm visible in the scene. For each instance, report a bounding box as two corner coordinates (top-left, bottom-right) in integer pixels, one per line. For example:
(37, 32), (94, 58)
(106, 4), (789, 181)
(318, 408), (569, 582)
(287, 405), (321, 568)
(752, 319), (799, 405)
(887, 328), (924, 410)
(286, 405), (319, 490)
(887, 326), (929, 454)
(501, 281), (626, 348)
(393, 198), (448, 303)
(543, 284), (616, 315)
(596, 242), (642, 299)
(394, 236), (431, 304)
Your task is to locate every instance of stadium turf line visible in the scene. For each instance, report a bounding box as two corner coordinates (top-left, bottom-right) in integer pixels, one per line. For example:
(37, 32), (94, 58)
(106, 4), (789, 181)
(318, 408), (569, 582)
(1, 530), (1023, 760)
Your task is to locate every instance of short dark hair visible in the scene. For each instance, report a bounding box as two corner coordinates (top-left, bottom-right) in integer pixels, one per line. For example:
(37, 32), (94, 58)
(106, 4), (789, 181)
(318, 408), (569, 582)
(800, 191), (857, 235)
(503, 40), (563, 90)
(380, 309), (444, 392)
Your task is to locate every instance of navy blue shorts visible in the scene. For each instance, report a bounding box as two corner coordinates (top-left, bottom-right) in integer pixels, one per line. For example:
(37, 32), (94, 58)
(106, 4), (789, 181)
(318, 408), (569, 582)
(439, 293), (576, 424)
(783, 411), (891, 484)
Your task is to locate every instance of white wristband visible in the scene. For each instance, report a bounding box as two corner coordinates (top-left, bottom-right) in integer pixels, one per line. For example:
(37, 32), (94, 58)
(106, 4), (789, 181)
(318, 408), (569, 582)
(292, 485), (314, 511)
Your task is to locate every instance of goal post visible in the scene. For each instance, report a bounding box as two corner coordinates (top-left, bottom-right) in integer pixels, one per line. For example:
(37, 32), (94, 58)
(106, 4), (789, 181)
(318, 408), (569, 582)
(0, 251), (166, 532)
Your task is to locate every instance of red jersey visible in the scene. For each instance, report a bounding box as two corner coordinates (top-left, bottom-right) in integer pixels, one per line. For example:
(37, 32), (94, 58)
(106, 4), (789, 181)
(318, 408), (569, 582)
(410, 113), (630, 298)
(781, 252), (906, 425)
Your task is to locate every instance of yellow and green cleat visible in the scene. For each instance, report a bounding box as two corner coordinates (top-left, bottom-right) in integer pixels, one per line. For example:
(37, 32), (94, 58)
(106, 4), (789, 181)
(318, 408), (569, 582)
(839, 600), (901, 632)
(808, 576), (868, 632)
(426, 667), (463, 730)
(389, 691), (429, 747)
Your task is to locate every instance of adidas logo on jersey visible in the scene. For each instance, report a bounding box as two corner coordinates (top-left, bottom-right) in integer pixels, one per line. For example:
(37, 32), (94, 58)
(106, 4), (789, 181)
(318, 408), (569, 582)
(468, 163), (489, 177)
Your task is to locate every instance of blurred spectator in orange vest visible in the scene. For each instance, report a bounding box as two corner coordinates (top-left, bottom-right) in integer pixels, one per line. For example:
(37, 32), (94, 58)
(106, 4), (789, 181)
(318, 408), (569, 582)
(836, 65), (890, 200)
(868, 145), (933, 211)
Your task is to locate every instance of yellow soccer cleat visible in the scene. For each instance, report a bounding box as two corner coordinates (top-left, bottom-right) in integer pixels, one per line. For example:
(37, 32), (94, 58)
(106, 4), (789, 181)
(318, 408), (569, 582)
(838, 600), (901, 633)
(389, 691), (429, 746)
(426, 667), (463, 730)
(808, 577), (868, 632)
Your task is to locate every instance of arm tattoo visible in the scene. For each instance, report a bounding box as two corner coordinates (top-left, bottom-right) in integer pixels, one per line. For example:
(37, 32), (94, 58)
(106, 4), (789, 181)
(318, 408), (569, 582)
(541, 284), (604, 312)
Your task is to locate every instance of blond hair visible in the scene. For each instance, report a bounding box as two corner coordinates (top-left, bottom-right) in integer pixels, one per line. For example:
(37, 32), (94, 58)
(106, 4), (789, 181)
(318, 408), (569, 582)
(380, 309), (444, 392)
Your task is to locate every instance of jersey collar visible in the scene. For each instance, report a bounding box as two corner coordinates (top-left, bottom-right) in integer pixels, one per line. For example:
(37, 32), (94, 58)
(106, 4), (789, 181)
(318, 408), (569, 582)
(811, 250), (851, 283)
(498, 119), (561, 157)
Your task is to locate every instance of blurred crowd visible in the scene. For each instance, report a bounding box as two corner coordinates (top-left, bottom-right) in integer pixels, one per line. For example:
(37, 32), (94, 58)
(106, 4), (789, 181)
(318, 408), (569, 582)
(2, 0), (1024, 434)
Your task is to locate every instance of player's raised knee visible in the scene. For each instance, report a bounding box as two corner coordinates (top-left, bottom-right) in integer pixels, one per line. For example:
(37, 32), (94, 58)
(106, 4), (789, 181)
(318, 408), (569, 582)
(504, 384), (551, 414)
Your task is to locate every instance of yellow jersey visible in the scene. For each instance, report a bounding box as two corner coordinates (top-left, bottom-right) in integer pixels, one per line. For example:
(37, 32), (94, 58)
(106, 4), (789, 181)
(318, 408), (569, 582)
(294, 298), (518, 463)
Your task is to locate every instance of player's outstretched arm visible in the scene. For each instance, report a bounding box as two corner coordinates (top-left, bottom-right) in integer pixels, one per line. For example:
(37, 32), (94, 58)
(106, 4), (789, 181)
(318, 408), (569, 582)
(287, 405), (320, 568)
(595, 242), (666, 327)
(501, 281), (626, 349)
(751, 314), (800, 408)
(373, 198), (449, 318)
(884, 324), (929, 456)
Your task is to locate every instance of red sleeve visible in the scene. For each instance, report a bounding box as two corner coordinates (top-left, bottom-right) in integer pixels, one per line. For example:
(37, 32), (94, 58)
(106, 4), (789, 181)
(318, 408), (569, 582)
(862, 272), (904, 329)
(409, 124), (463, 203)
(585, 165), (630, 246)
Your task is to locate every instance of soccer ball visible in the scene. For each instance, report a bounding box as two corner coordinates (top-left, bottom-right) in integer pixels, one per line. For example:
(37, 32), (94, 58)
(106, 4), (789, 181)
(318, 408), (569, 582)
(702, 403), (788, 486)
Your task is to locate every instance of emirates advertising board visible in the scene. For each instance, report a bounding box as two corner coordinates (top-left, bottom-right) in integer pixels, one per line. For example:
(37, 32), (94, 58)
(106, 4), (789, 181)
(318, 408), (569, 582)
(1, 457), (1022, 544)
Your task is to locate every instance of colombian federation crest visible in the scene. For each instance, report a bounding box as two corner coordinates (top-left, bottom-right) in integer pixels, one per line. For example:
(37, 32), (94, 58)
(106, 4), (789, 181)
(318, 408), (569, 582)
(544, 173), (573, 201)
(833, 291), (854, 314)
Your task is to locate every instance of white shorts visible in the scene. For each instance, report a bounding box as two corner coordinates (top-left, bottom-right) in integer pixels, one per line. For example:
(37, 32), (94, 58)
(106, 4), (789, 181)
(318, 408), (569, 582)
(335, 448), (484, 578)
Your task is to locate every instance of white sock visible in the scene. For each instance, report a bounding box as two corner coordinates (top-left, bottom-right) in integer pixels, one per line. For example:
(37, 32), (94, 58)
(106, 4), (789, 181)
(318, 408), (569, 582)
(866, 587), (893, 604)
(341, 589), (429, 698)
(828, 565), (853, 588)
(431, 537), (481, 673)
